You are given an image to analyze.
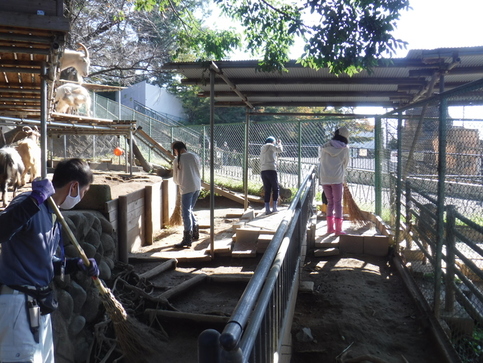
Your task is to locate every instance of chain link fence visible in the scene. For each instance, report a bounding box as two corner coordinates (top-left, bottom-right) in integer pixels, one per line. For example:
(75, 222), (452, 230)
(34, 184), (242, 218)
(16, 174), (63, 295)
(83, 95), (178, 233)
(385, 78), (483, 363)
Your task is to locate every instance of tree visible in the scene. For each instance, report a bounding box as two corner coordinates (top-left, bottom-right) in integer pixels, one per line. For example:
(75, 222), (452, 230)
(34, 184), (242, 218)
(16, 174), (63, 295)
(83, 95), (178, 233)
(63, 0), (240, 85)
(135, 0), (410, 75)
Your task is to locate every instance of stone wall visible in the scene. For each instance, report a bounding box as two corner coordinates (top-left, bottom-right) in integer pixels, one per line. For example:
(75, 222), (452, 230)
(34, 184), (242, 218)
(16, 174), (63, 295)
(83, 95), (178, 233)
(52, 210), (117, 363)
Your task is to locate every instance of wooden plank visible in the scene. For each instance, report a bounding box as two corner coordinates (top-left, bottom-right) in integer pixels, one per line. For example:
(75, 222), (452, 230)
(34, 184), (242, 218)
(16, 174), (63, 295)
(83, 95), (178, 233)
(0, 1), (56, 16)
(126, 202), (144, 231)
(145, 182), (162, 245)
(135, 128), (175, 162)
(118, 195), (128, 263)
(201, 181), (245, 204)
(0, 12), (69, 32)
(127, 224), (143, 252)
(119, 189), (146, 258)
(144, 250), (212, 262)
(124, 188), (144, 204)
(232, 230), (257, 258)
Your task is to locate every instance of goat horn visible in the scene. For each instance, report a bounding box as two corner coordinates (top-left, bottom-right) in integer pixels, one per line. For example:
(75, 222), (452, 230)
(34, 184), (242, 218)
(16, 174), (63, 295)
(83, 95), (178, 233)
(77, 43), (89, 58)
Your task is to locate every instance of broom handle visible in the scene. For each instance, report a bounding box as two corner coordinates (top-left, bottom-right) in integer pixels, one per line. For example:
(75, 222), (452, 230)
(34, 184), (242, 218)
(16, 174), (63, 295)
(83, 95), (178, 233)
(48, 197), (110, 295)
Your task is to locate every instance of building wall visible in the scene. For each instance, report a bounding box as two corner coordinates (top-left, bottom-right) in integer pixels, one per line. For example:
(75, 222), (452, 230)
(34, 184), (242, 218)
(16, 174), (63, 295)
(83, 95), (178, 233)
(119, 80), (185, 119)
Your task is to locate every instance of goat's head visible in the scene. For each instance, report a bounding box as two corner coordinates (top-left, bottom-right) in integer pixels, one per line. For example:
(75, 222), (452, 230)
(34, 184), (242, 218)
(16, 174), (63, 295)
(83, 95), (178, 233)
(75, 43), (90, 77)
(22, 126), (41, 141)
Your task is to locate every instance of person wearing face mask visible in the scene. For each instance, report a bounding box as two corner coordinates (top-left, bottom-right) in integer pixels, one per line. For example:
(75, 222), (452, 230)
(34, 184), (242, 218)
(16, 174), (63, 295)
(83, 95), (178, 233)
(0, 158), (98, 363)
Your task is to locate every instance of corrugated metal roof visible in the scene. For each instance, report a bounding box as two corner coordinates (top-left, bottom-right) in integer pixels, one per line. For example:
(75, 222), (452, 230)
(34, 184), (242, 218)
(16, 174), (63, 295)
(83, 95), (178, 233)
(163, 46), (483, 110)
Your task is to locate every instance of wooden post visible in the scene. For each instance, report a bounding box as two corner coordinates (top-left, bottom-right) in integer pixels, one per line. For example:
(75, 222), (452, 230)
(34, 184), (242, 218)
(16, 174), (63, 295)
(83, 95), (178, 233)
(444, 205), (456, 313)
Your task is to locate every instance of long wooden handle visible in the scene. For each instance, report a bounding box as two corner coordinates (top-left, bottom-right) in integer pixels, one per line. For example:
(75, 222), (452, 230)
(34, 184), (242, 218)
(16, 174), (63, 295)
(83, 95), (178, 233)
(48, 197), (109, 295)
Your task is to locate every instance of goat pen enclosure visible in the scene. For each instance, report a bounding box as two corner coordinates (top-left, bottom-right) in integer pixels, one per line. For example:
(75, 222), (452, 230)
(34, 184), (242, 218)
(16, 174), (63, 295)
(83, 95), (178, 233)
(384, 79), (483, 363)
(131, 89), (483, 361)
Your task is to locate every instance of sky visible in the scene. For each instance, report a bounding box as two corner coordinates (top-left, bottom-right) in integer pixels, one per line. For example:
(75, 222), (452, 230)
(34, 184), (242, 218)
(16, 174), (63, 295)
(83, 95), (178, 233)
(391, 0), (482, 57)
(215, 0), (483, 59)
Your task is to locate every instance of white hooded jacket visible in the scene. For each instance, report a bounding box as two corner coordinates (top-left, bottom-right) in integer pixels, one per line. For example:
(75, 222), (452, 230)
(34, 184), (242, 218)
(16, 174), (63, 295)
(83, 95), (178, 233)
(318, 140), (349, 185)
(260, 142), (283, 171)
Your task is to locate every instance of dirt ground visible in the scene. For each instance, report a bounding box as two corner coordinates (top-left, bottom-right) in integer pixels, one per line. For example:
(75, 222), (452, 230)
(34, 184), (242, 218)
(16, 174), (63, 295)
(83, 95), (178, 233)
(292, 255), (443, 363)
(5, 172), (445, 362)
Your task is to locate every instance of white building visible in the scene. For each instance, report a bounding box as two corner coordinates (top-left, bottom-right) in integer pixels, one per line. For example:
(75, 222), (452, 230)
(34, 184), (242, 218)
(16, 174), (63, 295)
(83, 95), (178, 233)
(118, 80), (186, 121)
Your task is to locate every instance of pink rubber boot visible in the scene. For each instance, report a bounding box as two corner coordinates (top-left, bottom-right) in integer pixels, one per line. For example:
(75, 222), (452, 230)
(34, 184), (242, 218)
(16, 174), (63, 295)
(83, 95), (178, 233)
(326, 216), (335, 234)
(335, 217), (346, 235)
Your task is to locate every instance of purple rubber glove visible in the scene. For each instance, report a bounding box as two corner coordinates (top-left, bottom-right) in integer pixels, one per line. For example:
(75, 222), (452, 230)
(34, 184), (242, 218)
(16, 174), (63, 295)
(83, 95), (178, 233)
(76, 258), (100, 277)
(31, 178), (55, 205)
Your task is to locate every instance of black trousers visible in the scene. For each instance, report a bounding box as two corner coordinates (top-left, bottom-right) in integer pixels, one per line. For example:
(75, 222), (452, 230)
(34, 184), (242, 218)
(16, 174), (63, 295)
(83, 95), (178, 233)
(261, 170), (279, 203)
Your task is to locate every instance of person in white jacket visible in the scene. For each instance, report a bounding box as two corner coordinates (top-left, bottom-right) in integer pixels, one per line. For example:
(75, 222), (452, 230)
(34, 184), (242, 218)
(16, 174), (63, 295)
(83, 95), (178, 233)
(260, 136), (283, 214)
(172, 141), (202, 247)
(319, 127), (350, 235)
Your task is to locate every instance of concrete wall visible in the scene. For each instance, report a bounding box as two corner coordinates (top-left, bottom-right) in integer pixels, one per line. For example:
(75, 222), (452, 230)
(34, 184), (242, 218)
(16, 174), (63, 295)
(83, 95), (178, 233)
(119, 80), (185, 119)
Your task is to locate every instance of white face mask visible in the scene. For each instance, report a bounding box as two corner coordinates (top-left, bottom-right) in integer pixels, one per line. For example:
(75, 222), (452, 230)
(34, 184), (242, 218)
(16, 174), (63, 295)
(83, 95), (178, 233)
(59, 183), (81, 210)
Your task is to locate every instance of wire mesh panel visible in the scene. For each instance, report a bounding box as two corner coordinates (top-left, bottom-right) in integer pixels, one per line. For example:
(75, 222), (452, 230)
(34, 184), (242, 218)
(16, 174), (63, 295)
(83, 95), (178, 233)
(50, 134), (121, 160)
(385, 80), (483, 363)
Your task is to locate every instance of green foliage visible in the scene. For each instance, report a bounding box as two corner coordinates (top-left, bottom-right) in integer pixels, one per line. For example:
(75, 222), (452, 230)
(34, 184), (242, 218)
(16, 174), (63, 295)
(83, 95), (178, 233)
(214, 0), (409, 74)
(175, 28), (241, 61)
(133, 0), (409, 75)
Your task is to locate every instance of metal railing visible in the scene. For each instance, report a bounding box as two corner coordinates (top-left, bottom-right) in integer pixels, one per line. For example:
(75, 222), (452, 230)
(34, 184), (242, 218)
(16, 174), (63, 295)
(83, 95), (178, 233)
(198, 166), (316, 363)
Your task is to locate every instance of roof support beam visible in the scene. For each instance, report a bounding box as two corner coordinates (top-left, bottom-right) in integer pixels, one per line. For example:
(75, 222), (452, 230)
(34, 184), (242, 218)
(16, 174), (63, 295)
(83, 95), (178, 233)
(183, 77), (427, 87)
(210, 62), (254, 109)
(200, 90), (411, 99)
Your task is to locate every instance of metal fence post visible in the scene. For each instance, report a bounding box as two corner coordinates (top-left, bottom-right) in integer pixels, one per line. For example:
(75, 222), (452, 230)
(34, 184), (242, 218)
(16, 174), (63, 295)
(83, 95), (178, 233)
(374, 115), (382, 216)
(395, 112), (403, 249)
(198, 329), (221, 363)
(405, 180), (413, 250)
(434, 94), (448, 318)
(202, 125), (206, 180)
(444, 205), (456, 313)
(244, 111), (249, 210)
(298, 120), (301, 187)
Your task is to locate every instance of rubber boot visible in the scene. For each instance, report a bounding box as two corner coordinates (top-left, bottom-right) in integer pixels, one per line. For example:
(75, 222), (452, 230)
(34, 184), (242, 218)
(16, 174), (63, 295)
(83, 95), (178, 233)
(335, 218), (346, 235)
(272, 200), (278, 213)
(192, 224), (200, 241)
(326, 216), (335, 234)
(175, 231), (192, 248)
(265, 202), (271, 214)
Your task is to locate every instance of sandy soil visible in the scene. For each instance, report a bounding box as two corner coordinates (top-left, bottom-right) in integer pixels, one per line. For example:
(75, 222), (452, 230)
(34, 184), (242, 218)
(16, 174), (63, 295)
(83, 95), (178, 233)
(292, 254), (443, 363)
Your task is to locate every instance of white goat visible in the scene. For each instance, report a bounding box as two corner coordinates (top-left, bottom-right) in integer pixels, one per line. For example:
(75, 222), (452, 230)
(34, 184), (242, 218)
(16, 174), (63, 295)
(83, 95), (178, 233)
(55, 83), (91, 117)
(0, 147), (25, 207)
(14, 126), (41, 185)
(59, 43), (90, 83)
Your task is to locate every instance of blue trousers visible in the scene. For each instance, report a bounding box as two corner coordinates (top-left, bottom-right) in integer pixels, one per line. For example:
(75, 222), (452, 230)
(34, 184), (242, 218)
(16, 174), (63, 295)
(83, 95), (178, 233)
(181, 190), (200, 232)
(261, 170), (279, 203)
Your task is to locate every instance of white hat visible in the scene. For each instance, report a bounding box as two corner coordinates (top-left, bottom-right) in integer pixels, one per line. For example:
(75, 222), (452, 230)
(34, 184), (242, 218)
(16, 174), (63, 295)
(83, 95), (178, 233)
(337, 127), (349, 139)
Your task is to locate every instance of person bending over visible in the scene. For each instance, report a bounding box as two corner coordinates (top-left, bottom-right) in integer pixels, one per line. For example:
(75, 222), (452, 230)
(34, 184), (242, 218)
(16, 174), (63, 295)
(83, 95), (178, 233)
(0, 158), (99, 363)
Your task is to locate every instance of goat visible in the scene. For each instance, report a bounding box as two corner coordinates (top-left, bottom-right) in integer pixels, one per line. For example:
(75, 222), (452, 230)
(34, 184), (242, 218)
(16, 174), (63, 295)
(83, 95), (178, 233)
(0, 147), (25, 207)
(14, 126), (41, 185)
(59, 43), (90, 83)
(55, 83), (92, 117)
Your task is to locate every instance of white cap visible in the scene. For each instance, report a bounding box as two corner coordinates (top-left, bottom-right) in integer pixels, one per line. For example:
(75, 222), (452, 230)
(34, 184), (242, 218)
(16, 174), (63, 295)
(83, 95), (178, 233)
(337, 127), (349, 139)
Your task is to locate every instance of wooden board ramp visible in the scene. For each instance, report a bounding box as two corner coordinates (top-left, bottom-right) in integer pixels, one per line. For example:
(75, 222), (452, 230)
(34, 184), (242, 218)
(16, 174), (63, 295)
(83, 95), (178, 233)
(134, 127), (175, 162)
(201, 181), (263, 205)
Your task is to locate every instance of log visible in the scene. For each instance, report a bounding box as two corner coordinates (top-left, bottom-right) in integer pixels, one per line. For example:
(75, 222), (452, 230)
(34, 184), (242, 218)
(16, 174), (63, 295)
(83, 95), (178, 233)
(139, 258), (178, 280)
(159, 274), (207, 301)
(144, 309), (229, 325)
(126, 136), (152, 172)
